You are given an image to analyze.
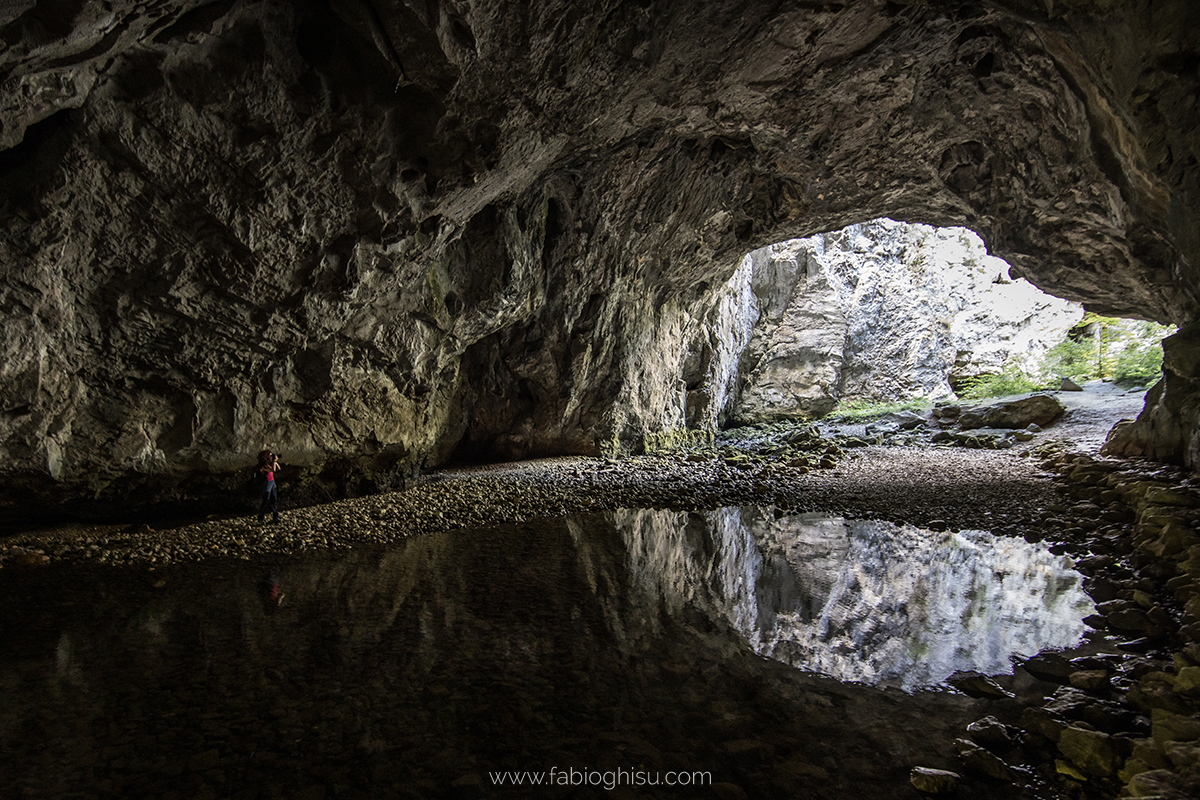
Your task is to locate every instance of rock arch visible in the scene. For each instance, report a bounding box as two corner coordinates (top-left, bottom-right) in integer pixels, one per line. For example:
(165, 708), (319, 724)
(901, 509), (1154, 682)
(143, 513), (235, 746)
(0, 0), (1197, 515)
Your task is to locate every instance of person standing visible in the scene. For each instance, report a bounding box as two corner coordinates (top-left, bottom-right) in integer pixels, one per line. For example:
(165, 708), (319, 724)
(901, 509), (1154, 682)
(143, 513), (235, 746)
(257, 448), (281, 524)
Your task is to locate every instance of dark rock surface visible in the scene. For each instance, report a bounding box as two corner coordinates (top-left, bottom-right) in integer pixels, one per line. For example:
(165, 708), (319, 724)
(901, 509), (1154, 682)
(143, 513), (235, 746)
(1, 0), (1199, 518)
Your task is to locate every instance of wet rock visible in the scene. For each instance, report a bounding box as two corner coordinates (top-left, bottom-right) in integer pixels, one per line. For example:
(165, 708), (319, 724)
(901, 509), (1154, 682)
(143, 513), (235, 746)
(1145, 487), (1198, 508)
(1022, 706), (1068, 744)
(967, 716), (1017, 752)
(1125, 768), (1186, 798)
(1165, 740), (1200, 770)
(909, 767), (960, 794)
(1085, 577), (1121, 602)
(954, 739), (1015, 782)
(1134, 738), (1173, 770)
(1152, 708), (1200, 748)
(1142, 520), (1200, 557)
(1120, 757), (1165, 785)
(1106, 608), (1156, 634)
(1117, 637), (1165, 654)
(1057, 725), (1119, 777)
(1022, 652), (1076, 684)
(1128, 674), (1191, 715)
(1070, 669), (1111, 693)
(1173, 666), (1200, 698)
(1043, 687), (1146, 734)
(1131, 589), (1156, 608)
(949, 672), (1015, 699)
(1055, 759), (1088, 781)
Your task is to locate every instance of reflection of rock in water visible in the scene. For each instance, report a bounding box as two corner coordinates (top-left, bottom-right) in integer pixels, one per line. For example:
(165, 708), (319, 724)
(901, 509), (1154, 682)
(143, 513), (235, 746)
(618, 507), (1093, 692)
(0, 512), (1045, 799)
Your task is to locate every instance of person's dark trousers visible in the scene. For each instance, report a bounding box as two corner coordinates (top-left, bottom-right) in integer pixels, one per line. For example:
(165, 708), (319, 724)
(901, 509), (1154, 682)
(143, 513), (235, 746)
(258, 480), (279, 523)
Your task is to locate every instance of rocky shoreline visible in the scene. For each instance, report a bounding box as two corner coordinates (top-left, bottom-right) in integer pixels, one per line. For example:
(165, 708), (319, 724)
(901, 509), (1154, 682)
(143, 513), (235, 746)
(2, 390), (1199, 798)
(0, 443), (1062, 569)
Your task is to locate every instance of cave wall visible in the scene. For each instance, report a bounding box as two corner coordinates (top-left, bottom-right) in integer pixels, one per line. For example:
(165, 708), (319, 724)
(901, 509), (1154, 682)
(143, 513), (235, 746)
(1, 0), (1198, 518)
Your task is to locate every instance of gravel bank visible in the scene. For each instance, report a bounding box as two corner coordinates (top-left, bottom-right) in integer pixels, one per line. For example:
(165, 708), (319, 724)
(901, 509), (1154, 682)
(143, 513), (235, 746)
(0, 445), (1064, 567)
(0, 382), (1149, 568)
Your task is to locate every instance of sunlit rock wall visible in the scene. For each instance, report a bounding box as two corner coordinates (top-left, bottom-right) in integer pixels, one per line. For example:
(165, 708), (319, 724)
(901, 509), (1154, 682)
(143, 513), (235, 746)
(2, 0), (1200, 517)
(727, 220), (1084, 423)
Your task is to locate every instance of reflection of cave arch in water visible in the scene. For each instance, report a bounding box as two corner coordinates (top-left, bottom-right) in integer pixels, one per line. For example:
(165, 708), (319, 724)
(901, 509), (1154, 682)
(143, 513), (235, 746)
(618, 507), (1093, 692)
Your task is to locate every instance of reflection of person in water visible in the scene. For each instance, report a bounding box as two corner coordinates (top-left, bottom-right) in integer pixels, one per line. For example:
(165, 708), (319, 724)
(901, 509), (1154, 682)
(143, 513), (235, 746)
(259, 568), (285, 614)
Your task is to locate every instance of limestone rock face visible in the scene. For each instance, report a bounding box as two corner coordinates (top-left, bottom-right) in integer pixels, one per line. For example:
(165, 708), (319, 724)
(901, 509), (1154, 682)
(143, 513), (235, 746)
(1, 0), (1200, 517)
(729, 241), (848, 424)
(729, 221), (1082, 423)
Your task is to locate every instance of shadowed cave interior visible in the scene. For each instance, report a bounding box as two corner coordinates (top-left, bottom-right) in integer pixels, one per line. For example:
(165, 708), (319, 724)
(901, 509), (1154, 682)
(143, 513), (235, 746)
(2, 2), (1200, 799)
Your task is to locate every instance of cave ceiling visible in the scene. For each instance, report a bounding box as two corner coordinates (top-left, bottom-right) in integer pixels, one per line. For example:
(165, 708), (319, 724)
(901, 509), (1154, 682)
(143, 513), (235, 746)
(1, 0), (1198, 511)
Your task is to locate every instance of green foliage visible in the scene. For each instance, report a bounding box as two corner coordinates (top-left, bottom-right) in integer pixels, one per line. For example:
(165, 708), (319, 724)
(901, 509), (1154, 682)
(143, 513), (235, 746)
(1039, 336), (1097, 383)
(1111, 321), (1173, 387)
(828, 398), (933, 421)
(958, 356), (1049, 400)
(958, 317), (1176, 400)
(1036, 316), (1173, 388)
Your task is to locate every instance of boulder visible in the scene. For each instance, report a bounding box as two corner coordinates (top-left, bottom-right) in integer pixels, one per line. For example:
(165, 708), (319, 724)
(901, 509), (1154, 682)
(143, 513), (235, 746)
(959, 394), (1067, 430)
(1057, 725), (1119, 777)
(1152, 708), (1200, 748)
(909, 767), (960, 794)
(967, 716), (1017, 752)
(954, 739), (1016, 782)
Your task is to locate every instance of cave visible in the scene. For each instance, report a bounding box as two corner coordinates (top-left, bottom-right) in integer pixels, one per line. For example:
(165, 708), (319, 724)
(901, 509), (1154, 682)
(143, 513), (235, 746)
(3, 1), (1200, 798)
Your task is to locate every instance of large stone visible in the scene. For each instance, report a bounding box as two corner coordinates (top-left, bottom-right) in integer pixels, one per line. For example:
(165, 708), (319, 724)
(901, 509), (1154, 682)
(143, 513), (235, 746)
(1022, 652), (1076, 684)
(1174, 666), (1200, 698)
(1022, 706), (1068, 743)
(1057, 725), (1119, 777)
(959, 394), (1067, 430)
(954, 739), (1016, 782)
(909, 767), (960, 794)
(1104, 324), (1200, 468)
(730, 243), (847, 423)
(967, 716), (1017, 752)
(1125, 769), (1189, 798)
(1152, 708), (1200, 748)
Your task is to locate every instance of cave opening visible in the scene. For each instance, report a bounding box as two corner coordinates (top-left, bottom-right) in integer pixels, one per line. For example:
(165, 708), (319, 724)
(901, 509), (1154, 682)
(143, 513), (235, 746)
(722, 218), (1175, 433)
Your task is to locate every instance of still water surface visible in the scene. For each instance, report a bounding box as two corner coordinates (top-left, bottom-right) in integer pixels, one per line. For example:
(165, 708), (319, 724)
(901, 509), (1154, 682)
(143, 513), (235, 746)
(0, 508), (1091, 799)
